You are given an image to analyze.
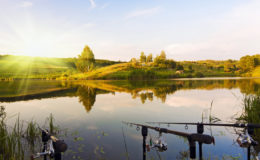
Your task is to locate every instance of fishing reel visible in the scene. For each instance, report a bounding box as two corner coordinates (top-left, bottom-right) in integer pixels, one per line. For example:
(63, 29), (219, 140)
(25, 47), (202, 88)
(31, 128), (68, 160)
(149, 132), (168, 152)
(237, 132), (258, 148)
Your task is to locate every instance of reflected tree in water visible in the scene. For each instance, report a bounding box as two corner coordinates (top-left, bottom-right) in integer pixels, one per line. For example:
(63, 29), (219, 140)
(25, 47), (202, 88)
(140, 93), (147, 104)
(153, 85), (177, 103)
(77, 85), (97, 112)
(131, 91), (154, 104)
(147, 92), (153, 101)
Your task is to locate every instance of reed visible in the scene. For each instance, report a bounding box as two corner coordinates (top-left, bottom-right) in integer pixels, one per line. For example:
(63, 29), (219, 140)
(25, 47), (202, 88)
(0, 106), (60, 160)
(46, 113), (59, 135)
(0, 107), (25, 160)
(237, 95), (260, 142)
(25, 120), (40, 148)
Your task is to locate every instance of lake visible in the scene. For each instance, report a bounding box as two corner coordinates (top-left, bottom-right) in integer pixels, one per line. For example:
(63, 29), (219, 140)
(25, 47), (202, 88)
(0, 78), (260, 160)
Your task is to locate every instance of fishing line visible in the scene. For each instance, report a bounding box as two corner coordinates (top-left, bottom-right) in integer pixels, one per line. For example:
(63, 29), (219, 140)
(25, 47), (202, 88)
(121, 126), (130, 160)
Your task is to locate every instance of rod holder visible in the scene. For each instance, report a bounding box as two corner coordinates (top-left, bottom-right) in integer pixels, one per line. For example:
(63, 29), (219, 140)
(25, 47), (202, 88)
(197, 124), (204, 134)
(189, 140), (196, 159)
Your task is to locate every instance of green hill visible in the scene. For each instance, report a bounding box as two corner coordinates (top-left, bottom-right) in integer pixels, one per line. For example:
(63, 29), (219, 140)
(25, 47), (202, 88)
(70, 63), (133, 80)
(1, 54), (259, 80)
(69, 61), (236, 80)
(0, 55), (119, 79)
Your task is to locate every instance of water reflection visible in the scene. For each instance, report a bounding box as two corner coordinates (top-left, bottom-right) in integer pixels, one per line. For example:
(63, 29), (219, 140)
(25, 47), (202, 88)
(77, 85), (97, 112)
(0, 78), (260, 113)
(0, 78), (260, 159)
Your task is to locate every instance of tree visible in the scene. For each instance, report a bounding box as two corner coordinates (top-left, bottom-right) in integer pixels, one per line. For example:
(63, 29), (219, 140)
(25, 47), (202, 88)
(130, 58), (139, 67)
(76, 45), (95, 72)
(166, 59), (176, 69)
(177, 64), (184, 70)
(159, 50), (166, 60)
(224, 59), (236, 72)
(140, 52), (146, 63)
(147, 54), (153, 63)
(188, 65), (192, 70)
(153, 55), (161, 65)
(153, 51), (167, 68)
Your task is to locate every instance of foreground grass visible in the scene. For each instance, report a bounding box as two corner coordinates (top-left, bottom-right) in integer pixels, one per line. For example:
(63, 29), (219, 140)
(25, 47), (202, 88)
(237, 94), (260, 156)
(0, 106), (59, 160)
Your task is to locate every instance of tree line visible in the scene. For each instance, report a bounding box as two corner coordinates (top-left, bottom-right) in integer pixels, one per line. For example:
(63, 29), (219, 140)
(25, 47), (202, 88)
(75, 45), (260, 77)
(130, 50), (177, 69)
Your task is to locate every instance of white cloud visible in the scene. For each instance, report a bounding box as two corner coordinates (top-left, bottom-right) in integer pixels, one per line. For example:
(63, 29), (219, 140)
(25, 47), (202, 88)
(89, 0), (96, 9)
(126, 7), (160, 19)
(20, 1), (33, 8)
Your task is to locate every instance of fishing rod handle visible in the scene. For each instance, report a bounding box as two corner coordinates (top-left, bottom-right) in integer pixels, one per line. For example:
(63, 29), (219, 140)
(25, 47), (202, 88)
(189, 134), (215, 144)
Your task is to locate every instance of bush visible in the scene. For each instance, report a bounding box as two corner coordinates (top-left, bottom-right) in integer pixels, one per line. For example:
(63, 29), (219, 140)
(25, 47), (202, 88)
(128, 69), (156, 80)
(176, 65), (184, 70)
(186, 74), (192, 78)
(195, 72), (204, 78)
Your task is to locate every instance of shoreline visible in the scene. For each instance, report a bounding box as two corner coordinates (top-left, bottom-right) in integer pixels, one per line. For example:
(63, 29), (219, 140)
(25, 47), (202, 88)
(1, 76), (259, 81)
(0, 77), (259, 102)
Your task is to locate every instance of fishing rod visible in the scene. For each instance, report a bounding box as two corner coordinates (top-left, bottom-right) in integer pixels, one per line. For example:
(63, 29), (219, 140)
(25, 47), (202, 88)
(123, 122), (215, 144)
(146, 122), (260, 129)
(147, 121), (260, 160)
(31, 127), (68, 160)
(123, 121), (215, 160)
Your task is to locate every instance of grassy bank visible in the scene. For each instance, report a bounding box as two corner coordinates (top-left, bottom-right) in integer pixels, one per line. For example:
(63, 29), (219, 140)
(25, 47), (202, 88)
(67, 62), (238, 80)
(1, 54), (260, 80)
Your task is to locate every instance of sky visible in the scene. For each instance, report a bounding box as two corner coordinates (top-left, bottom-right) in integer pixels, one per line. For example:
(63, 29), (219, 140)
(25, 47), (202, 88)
(0, 0), (260, 61)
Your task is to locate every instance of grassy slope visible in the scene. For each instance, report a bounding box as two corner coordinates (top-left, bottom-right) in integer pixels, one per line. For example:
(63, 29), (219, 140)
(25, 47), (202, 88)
(70, 61), (237, 80)
(0, 55), (75, 79)
(0, 55), (118, 79)
(70, 63), (132, 79)
(252, 66), (260, 77)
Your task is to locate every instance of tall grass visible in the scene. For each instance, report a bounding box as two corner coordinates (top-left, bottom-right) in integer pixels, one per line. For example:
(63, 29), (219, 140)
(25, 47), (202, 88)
(26, 120), (40, 149)
(46, 113), (59, 135)
(0, 106), (25, 160)
(0, 106), (59, 160)
(239, 95), (260, 123)
(128, 69), (156, 80)
(237, 95), (260, 144)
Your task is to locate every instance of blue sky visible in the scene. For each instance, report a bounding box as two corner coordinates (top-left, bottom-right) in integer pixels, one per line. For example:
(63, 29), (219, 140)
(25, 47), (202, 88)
(0, 0), (260, 61)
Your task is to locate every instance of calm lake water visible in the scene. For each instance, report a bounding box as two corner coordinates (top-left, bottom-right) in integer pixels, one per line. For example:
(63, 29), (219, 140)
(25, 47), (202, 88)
(0, 78), (260, 160)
